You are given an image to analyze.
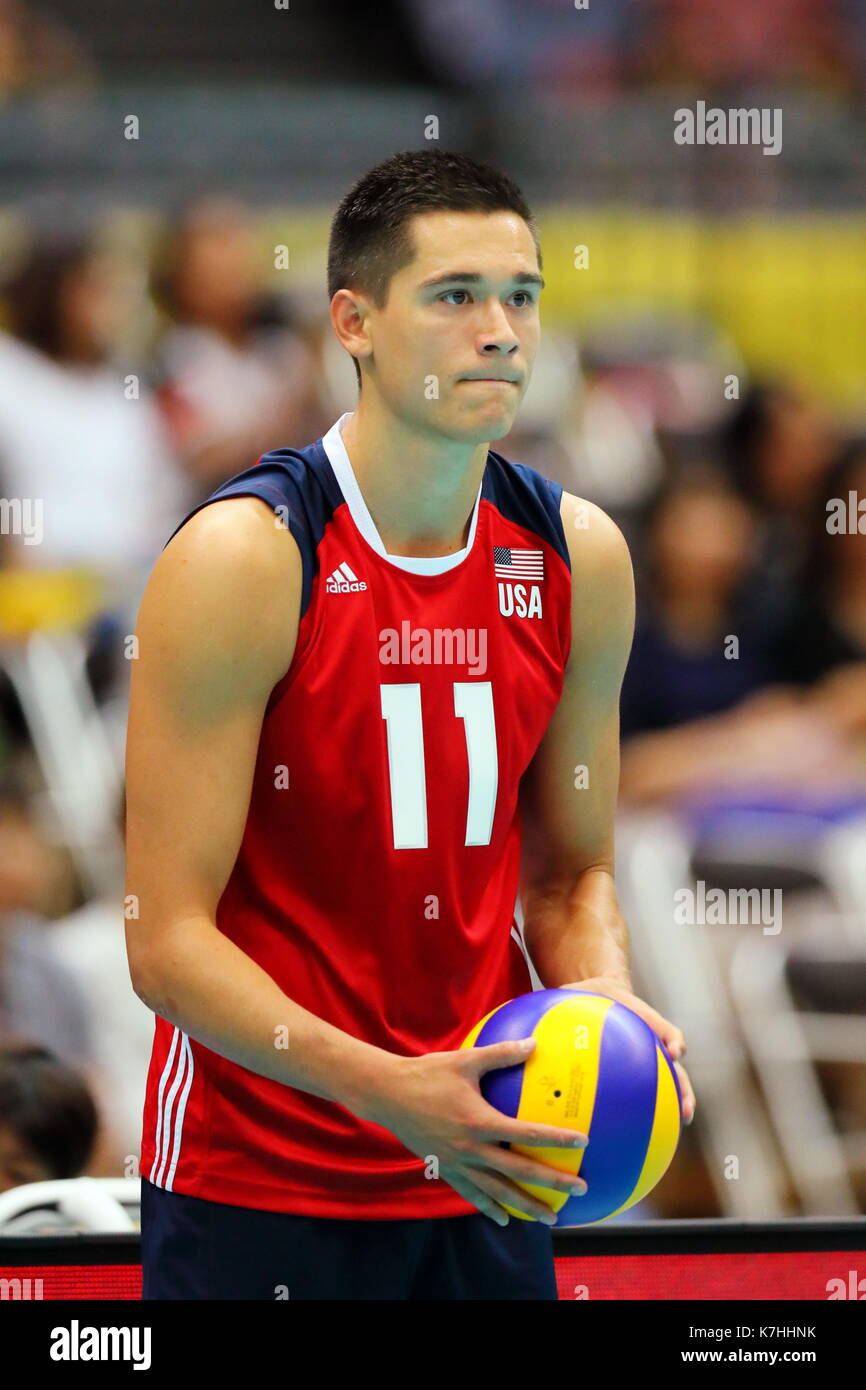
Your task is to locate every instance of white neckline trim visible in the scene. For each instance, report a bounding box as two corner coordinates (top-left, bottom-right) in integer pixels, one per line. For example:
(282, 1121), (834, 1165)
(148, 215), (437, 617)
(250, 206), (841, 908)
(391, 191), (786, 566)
(320, 412), (483, 575)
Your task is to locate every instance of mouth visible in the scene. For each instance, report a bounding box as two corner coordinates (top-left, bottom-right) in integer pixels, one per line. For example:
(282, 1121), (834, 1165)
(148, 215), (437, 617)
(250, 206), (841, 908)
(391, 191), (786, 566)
(459, 377), (520, 386)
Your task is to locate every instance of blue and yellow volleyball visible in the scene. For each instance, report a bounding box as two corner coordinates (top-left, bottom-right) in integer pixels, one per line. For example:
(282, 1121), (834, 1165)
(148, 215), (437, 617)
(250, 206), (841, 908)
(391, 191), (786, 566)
(461, 987), (682, 1226)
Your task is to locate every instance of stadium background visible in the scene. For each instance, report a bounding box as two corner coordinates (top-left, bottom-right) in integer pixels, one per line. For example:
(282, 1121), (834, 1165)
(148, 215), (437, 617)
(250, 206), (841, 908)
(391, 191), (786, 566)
(0, 0), (865, 1285)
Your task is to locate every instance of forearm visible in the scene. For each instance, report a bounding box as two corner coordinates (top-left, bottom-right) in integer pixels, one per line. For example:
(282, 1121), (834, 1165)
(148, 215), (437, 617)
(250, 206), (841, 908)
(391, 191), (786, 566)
(522, 866), (632, 990)
(129, 914), (399, 1126)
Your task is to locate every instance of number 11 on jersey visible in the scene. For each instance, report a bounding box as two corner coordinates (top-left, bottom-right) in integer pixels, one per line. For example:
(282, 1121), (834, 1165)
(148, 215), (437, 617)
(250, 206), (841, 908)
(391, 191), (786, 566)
(380, 682), (498, 849)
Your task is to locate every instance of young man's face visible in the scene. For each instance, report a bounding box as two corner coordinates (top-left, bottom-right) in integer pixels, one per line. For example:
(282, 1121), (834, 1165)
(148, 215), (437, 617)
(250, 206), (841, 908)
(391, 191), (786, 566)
(358, 209), (543, 444)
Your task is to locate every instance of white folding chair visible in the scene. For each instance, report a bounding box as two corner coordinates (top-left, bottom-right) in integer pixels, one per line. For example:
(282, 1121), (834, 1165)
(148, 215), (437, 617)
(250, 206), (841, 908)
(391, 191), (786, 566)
(614, 809), (788, 1218)
(0, 1176), (140, 1233)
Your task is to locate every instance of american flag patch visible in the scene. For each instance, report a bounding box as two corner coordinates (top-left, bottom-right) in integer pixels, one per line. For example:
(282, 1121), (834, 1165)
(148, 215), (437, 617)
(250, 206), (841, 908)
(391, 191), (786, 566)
(493, 545), (544, 581)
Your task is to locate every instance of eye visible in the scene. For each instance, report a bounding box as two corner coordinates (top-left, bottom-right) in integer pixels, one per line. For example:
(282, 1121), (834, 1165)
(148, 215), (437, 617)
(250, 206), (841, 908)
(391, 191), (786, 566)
(436, 288), (536, 307)
(438, 289), (471, 305)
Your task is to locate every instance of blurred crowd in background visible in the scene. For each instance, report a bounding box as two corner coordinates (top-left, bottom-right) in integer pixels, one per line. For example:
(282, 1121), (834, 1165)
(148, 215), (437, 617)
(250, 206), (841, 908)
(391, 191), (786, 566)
(0, 0), (865, 1228)
(4, 0), (866, 97)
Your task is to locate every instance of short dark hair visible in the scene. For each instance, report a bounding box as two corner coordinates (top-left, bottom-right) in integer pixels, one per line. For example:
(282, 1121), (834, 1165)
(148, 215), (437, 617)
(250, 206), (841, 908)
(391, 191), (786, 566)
(327, 148), (541, 391)
(0, 1040), (98, 1181)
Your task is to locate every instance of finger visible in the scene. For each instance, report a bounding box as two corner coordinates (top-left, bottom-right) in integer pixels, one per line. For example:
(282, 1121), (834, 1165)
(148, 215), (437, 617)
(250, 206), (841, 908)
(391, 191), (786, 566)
(476, 1107), (589, 1150)
(468, 1166), (562, 1225)
(464, 1037), (537, 1075)
(674, 1061), (696, 1124)
(465, 1042), (590, 1146)
(472, 1143), (588, 1197)
(674, 1060), (693, 1103)
(657, 1021), (687, 1057)
(615, 999), (686, 1059)
(440, 1170), (512, 1227)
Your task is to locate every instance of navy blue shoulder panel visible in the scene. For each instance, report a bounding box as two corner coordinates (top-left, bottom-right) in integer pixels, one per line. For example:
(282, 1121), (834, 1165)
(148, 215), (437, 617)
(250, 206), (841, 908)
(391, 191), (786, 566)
(481, 449), (571, 571)
(162, 442), (341, 621)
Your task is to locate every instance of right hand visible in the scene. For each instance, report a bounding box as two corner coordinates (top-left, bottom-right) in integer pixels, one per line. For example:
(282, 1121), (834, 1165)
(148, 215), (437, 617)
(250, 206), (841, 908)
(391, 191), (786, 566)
(368, 1039), (589, 1226)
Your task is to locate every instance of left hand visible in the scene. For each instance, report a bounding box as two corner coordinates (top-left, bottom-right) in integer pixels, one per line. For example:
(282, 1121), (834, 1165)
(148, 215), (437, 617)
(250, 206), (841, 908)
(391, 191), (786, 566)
(558, 976), (696, 1125)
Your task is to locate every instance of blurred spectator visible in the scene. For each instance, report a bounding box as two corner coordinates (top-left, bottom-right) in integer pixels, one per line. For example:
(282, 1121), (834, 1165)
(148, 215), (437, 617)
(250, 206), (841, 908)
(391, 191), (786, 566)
(772, 439), (866, 686)
(619, 678), (866, 808)
(0, 1038), (102, 1233)
(721, 380), (840, 631)
(149, 195), (326, 491)
(0, 772), (91, 1062)
(0, 0), (98, 100)
(0, 1039), (97, 1193)
(619, 469), (770, 736)
(0, 772), (132, 1181)
(724, 381), (837, 520)
(0, 229), (195, 580)
(48, 790), (153, 1167)
(47, 889), (153, 1171)
(617, 459), (866, 809)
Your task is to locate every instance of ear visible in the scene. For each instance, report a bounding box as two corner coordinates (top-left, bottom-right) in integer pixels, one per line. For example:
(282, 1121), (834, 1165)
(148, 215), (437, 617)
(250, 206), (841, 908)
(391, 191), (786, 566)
(329, 287), (372, 366)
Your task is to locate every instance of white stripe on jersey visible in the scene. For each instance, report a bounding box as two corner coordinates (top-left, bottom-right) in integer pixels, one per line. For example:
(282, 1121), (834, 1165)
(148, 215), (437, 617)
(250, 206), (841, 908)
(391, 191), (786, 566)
(152, 1027), (193, 1190)
(164, 1035), (194, 1191)
(151, 1026), (180, 1183)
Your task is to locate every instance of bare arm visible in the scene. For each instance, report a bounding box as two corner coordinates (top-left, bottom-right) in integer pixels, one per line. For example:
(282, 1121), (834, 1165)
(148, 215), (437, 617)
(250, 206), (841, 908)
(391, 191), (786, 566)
(123, 496), (399, 1120)
(518, 493), (694, 1120)
(519, 494), (635, 989)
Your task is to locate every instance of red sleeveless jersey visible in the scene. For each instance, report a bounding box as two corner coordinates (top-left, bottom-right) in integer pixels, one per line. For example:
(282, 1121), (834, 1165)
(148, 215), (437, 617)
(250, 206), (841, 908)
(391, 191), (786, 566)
(139, 412), (573, 1218)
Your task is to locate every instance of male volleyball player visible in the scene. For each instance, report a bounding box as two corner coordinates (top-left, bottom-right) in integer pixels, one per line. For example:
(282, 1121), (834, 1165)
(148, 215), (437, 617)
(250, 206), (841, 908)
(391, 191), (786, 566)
(126, 148), (695, 1301)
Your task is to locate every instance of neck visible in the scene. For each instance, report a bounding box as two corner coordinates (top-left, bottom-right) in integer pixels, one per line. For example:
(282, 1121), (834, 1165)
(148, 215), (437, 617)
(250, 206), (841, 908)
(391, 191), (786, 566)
(339, 400), (490, 558)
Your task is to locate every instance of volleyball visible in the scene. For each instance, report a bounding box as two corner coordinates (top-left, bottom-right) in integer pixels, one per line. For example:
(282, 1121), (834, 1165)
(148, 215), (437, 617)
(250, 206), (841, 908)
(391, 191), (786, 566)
(461, 987), (683, 1227)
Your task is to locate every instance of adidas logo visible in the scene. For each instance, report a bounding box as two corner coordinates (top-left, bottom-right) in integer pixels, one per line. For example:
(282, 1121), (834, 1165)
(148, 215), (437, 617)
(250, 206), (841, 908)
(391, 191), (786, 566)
(325, 562), (367, 593)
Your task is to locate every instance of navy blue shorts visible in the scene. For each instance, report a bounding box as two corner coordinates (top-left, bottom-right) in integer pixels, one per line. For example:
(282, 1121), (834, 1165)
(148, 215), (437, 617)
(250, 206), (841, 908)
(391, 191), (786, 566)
(140, 1178), (558, 1300)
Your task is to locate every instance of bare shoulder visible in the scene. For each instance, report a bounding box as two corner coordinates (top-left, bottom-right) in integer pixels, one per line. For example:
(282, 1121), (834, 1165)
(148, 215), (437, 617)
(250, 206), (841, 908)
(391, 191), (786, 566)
(135, 496), (302, 700)
(558, 491), (633, 581)
(557, 490), (635, 655)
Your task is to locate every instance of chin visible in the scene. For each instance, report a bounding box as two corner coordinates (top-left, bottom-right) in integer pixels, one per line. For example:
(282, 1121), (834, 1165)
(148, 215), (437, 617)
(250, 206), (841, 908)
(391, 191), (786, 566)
(448, 405), (515, 442)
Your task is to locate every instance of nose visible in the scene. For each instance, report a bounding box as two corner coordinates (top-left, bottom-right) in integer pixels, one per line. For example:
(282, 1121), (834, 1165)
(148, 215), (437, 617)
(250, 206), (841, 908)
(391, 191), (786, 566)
(476, 298), (520, 357)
